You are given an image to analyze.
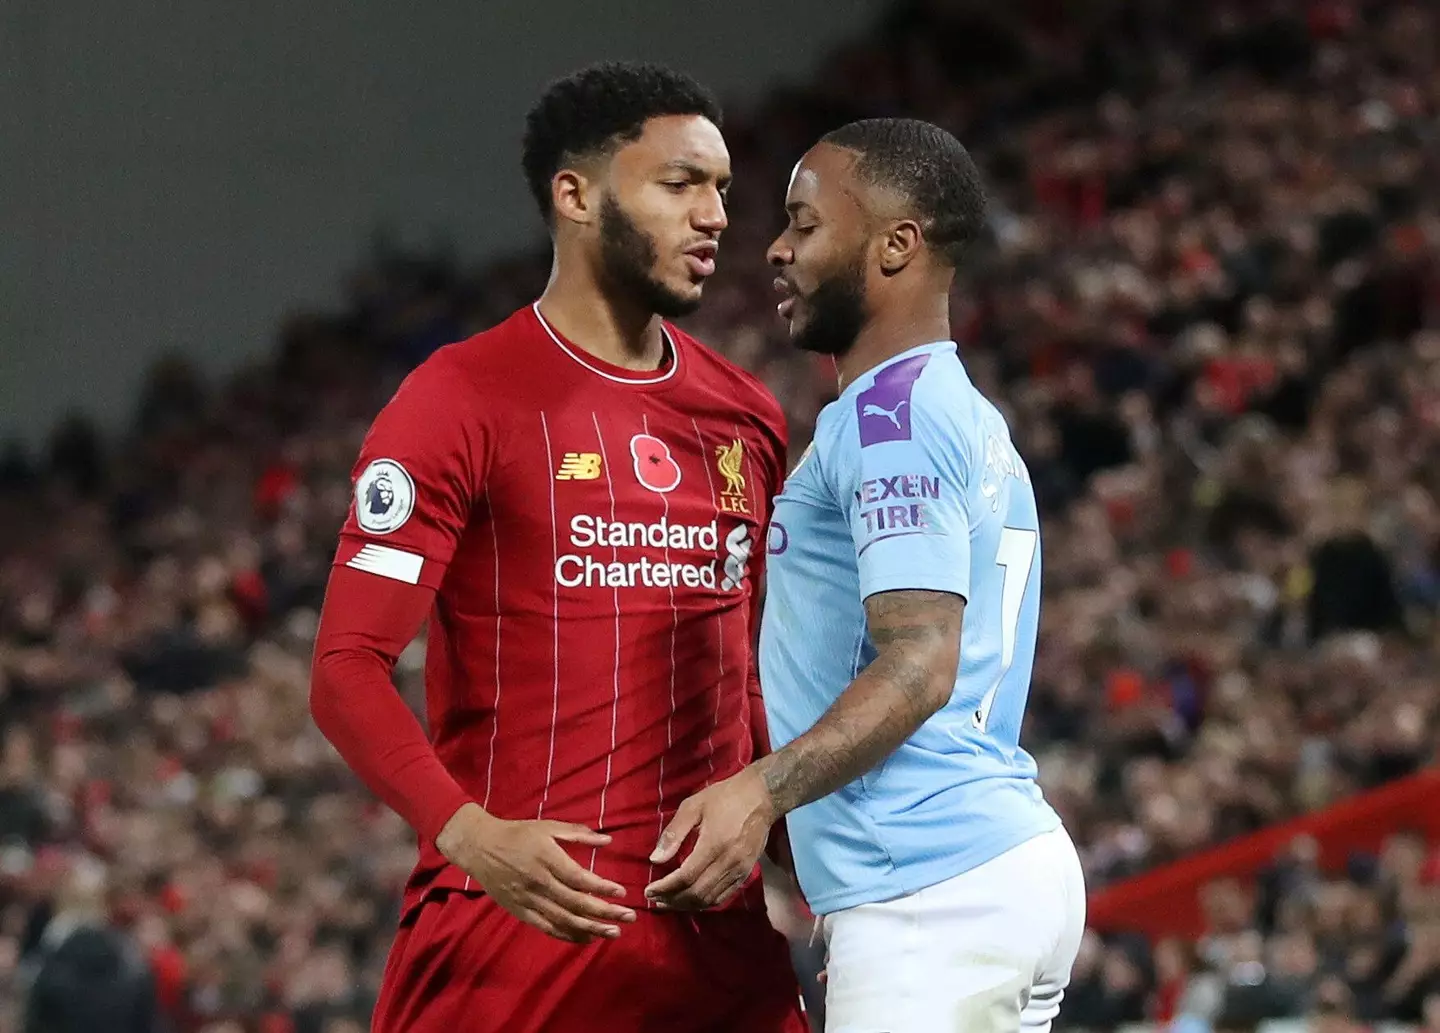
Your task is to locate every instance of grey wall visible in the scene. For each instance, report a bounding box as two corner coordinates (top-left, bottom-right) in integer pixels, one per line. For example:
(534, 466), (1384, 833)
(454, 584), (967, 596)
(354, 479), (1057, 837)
(1, 0), (884, 444)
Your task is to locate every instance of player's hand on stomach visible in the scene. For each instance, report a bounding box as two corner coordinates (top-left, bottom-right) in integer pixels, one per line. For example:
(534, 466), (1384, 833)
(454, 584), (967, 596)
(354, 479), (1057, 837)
(435, 803), (637, 943)
(644, 766), (778, 910)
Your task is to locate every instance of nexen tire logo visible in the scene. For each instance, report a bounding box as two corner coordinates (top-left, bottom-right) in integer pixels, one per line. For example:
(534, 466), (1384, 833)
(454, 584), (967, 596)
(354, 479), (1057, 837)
(554, 515), (752, 591)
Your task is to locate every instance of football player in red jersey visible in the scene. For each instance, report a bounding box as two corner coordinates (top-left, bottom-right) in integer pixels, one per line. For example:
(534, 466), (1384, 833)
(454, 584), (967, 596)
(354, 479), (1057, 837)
(310, 62), (806, 1033)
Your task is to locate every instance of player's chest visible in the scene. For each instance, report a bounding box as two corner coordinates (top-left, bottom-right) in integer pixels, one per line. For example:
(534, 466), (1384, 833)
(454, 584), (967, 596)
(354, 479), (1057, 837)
(767, 447), (854, 581)
(480, 408), (766, 595)
(489, 406), (762, 512)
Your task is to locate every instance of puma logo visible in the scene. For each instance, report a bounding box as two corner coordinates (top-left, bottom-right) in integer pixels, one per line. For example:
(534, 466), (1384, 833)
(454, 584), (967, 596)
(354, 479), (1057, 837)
(861, 400), (908, 429)
(856, 353), (929, 447)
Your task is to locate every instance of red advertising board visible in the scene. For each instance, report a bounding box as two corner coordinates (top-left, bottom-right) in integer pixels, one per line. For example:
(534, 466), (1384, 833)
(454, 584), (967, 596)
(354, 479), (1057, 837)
(1086, 768), (1440, 940)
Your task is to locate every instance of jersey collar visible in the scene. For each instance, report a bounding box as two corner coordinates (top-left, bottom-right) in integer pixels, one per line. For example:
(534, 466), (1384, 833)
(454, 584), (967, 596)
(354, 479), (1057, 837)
(840, 340), (960, 399)
(531, 302), (682, 387)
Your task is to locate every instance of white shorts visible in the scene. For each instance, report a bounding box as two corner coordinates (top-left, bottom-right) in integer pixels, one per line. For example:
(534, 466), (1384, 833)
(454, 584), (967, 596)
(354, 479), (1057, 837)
(820, 826), (1087, 1033)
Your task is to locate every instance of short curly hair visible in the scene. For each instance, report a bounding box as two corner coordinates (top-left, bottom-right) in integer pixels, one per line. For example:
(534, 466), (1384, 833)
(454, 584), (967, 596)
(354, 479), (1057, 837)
(821, 118), (988, 268)
(522, 62), (722, 220)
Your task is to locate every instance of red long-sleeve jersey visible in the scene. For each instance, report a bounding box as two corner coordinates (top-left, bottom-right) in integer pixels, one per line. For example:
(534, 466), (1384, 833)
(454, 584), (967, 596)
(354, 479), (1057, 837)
(311, 303), (787, 920)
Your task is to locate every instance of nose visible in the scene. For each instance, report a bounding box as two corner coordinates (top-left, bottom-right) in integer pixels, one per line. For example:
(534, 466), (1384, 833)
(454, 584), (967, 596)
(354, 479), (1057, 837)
(767, 234), (791, 268)
(693, 187), (728, 233)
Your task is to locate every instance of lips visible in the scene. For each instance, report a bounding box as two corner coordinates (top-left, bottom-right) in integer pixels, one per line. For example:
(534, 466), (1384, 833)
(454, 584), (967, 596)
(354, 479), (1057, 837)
(684, 243), (718, 279)
(774, 276), (798, 319)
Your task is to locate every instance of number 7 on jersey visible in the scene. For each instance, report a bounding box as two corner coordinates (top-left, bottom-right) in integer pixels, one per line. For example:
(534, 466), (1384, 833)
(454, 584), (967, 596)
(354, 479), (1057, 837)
(973, 526), (1038, 733)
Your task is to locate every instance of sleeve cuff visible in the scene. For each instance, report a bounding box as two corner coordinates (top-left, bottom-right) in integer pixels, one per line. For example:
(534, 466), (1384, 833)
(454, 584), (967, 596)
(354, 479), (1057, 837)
(415, 780), (480, 845)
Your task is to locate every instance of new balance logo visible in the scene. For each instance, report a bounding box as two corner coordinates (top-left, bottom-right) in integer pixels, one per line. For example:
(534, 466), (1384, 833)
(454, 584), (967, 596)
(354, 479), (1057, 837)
(556, 452), (603, 481)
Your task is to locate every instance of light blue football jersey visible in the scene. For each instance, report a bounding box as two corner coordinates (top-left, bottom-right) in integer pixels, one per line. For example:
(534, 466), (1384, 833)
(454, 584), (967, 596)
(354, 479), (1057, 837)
(759, 341), (1060, 915)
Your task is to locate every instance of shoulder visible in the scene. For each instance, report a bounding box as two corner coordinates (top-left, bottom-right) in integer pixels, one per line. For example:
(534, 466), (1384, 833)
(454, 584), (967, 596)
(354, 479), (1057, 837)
(847, 345), (977, 439)
(418, 307), (542, 389)
(912, 355), (1028, 490)
(386, 308), (542, 417)
(670, 325), (786, 433)
(908, 351), (983, 426)
(362, 319), (530, 472)
(669, 325), (789, 474)
(906, 349), (997, 450)
(826, 346), (990, 470)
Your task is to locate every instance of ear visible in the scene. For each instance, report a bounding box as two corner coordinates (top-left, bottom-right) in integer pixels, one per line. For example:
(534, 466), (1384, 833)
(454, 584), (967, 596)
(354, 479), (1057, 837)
(552, 169), (599, 228)
(878, 219), (923, 274)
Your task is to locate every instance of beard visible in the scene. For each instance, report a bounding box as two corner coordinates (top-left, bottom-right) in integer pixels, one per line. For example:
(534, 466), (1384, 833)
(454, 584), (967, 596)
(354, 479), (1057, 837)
(598, 194), (700, 319)
(790, 256), (868, 357)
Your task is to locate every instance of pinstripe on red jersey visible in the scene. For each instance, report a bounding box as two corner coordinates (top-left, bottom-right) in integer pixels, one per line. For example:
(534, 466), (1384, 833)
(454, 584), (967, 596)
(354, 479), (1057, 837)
(333, 303), (788, 916)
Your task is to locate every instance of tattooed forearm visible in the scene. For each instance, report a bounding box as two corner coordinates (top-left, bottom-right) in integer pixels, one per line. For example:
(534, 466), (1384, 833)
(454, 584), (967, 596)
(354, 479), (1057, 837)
(755, 589), (964, 817)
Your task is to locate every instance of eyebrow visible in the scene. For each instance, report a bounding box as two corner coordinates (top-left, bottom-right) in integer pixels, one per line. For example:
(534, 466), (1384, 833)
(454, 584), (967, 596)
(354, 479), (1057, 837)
(663, 161), (731, 185)
(785, 200), (815, 216)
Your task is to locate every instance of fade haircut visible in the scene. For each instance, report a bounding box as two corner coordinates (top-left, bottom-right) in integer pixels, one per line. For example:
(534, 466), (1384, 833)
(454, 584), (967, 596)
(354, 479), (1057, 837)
(522, 61), (722, 220)
(821, 118), (987, 267)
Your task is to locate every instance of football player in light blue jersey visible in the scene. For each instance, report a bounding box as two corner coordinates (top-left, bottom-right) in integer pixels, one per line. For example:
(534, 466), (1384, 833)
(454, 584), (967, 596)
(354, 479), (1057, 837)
(647, 118), (1085, 1032)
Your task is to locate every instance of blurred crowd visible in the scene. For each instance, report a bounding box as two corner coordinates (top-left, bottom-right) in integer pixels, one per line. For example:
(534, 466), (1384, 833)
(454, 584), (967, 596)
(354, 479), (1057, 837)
(3, 0), (1440, 1029)
(1066, 831), (1440, 1032)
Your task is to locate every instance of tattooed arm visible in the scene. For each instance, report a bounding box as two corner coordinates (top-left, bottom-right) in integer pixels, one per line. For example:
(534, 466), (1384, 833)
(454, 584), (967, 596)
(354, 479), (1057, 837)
(646, 387), (980, 911)
(753, 588), (965, 817)
(644, 587), (966, 909)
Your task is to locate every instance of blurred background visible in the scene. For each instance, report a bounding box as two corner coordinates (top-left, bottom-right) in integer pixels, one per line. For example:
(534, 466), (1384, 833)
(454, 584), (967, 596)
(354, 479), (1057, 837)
(2, 1), (1439, 1031)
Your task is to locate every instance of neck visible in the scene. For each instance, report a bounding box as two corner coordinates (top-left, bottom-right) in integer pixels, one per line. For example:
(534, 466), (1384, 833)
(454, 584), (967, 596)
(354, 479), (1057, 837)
(835, 290), (952, 392)
(537, 251), (668, 370)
